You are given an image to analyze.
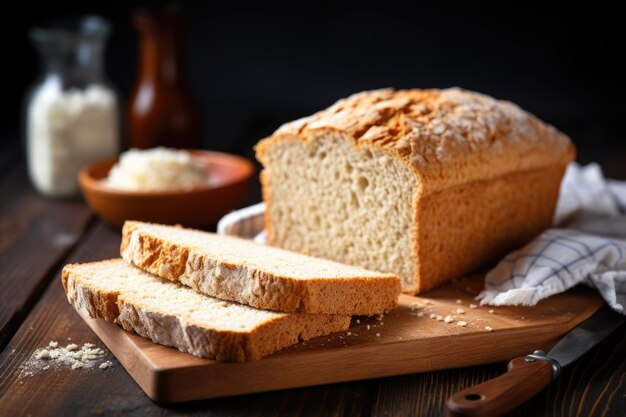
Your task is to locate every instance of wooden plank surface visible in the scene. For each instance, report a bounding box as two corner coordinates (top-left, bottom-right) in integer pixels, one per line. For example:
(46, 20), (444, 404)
(80, 275), (604, 403)
(0, 165), (92, 349)
(0, 220), (624, 416)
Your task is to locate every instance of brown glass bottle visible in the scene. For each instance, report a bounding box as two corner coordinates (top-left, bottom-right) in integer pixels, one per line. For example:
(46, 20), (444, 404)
(127, 9), (201, 149)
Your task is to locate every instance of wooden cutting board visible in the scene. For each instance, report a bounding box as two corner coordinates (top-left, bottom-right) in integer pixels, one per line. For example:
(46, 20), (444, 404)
(80, 274), (604, 403)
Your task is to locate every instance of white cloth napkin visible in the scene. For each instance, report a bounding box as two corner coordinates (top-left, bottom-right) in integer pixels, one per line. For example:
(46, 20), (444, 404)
(478, 163), (626, 314)
(217, 163), (626, 315)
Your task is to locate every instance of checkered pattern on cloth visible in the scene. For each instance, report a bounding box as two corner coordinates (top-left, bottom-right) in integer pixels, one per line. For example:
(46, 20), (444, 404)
(217, 163), (626, 314)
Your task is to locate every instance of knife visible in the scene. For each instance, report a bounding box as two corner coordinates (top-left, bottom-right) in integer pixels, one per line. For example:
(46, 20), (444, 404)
(446, 306), (625, 417)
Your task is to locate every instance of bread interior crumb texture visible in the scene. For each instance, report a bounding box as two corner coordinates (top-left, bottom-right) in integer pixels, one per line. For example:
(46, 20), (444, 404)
(262, 132), (419, 291)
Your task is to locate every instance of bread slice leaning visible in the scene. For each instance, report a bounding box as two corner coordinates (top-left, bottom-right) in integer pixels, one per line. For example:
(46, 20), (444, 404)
(62, 259), (350, 362)
(121, 221), (401, 315)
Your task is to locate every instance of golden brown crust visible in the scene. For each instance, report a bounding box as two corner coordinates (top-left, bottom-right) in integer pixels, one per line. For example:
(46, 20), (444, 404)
(414, 165), (566, 293)
(61, 260), (351, 362)
(121, 221), (401, 315)
(256, 88), (575, 193)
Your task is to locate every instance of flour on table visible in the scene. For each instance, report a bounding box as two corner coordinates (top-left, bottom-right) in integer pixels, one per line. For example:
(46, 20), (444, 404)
(19, 341), (114, 376)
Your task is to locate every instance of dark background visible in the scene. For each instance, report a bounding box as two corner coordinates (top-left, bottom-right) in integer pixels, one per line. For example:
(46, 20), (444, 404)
(4, 1), (625, 176)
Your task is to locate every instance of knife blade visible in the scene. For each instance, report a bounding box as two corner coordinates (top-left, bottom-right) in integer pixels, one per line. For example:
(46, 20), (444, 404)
(446, 306), (625, 417)
(544, 306), (624, 368)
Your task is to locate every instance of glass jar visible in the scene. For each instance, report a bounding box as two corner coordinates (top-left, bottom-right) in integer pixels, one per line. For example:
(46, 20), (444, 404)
(25, 16), (120, 197)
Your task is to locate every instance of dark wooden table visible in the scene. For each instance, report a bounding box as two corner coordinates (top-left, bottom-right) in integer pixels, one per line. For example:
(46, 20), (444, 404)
(1, 145), (625, 417)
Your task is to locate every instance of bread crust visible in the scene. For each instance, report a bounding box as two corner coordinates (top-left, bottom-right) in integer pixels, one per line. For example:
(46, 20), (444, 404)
(121, 222), (401, 315)
(255, 88), (575, 193)
(62, 260), (351, 362)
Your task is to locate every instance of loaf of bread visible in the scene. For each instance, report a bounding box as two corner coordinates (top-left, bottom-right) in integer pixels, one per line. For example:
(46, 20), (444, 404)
(255, 88), (575, 293)
(62, 259), (350, 361)
(121, 221), (401, 315)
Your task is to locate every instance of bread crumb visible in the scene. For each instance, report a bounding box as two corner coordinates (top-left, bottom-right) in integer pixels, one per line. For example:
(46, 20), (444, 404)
(469, 304), (478, 309)
(435, 315), (443, 321)
(409, 302), (423, 311)
(35, 350), (51, 360)
(488, 309), (494, 314)
(376, 314), (384, 321)
(424, 300), (433, 305)
(99, 361), (113, 369)
(355, 319), (360, 324)
(24, 341), (107, 374)
(457, 321), (468, 327)
(444, 315), (454, 323)
(455, 308), (465, 314)
(455, 299), (463, 304)
(375, 333), (380, 337)
(416, 312), (424, 317)
(485, 326), (493, 332)
(366, 324), (371, 330)
(347, 332), (351, 336)
(430, 313), (437, 319)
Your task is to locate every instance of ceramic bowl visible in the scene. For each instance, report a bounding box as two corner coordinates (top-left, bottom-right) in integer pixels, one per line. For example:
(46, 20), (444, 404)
(79, 150), (255, 228)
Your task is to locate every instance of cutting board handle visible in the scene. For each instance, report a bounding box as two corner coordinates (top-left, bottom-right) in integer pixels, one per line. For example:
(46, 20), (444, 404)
(445, 356), (553, 417)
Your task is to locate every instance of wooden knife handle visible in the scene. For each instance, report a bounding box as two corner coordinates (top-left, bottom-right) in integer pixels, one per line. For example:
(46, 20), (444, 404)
(446, 357), (553, 417)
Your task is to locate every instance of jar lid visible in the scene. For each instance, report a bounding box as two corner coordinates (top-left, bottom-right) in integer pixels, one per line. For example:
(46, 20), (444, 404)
(30, 15), (111, 44)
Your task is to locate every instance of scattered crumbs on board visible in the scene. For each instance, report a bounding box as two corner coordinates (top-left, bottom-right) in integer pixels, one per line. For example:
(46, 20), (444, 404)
(409, 302), (422, 311)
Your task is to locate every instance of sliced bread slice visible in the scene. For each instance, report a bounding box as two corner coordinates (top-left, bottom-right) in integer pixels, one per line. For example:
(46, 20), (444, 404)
(62, 259), (350, 362)
(121, 221), (401, 315)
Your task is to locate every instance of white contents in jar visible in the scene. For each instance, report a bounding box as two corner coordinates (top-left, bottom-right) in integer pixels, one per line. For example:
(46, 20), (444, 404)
(27, 83), (119, 197)
(105, 147), (210, 191)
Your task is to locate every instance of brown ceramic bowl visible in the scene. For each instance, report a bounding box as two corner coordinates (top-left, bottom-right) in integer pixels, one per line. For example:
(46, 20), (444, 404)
(79, 150), (255, 228)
